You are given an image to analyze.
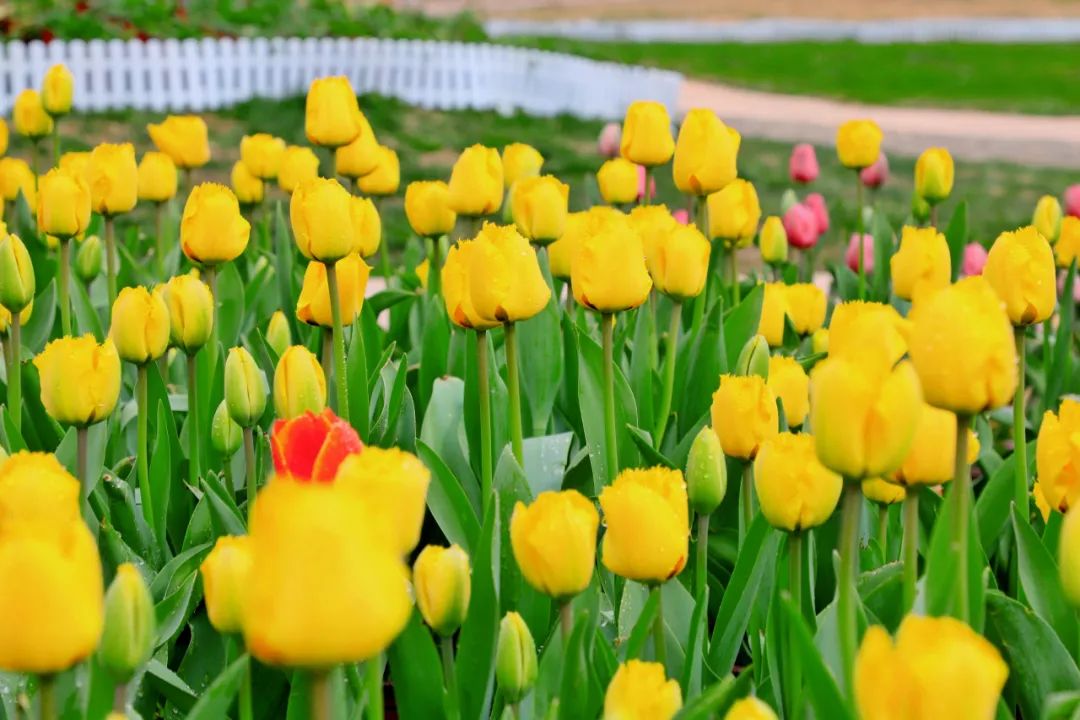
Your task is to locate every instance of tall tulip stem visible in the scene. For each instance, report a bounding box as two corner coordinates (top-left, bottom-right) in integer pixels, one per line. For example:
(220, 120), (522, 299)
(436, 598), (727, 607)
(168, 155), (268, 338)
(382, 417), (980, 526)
(652, 585), (667, 668)
(309, 670), (331, 720)
(601, 313), (618, 483)
(57, 238), (72, 336)
(954, 414), (973, 624)
(238, 640), (253, 720)
(787, 531), (804, 711)
(902, 488), (919, 614)
(694, 512), (710, 600)
(375, 198), (391, 281)
(243, 427), (256, 526)
(8, 314), (20, 433)
(739, 463), (753, 548)
(51, 122), (61, 169)
(476, 330), (493, 509)
(38, 675), (55, 720)
(427, 235), (442, 297)
(365, 655), (384, 720)
(691, 198), (708, 329)
(187, 354), (200, 489)
(155, 202), (167, 279)
(204, 265), (219, 380)
(440, 637), (460, 720)
(728, 248), (740, 305)
(1013, 327), (1028, 521)
(559, 601), (573, 644)
(104, 216), (117, 309)
(326, 260), (351, 426)
(654, 301), (681, 448)
(855, 172), (866, 301)
(643, 167), (653, 205)
(505, 322), (524, 464)
(76, 426), (89, 516)
(877, 504), (889, 557)
(837, 482), (862, 698)
(136, 365), (155, 539)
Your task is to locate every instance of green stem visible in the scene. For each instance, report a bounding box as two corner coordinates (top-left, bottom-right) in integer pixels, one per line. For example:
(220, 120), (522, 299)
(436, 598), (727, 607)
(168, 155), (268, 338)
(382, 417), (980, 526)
(838, 482), (862, 698)
(691, 198), (708, 329)
(877, 504), (889, 558)
(155, 202), (166, 279)
(309, 670), (331, 720)
(243, 427), (256, 527)
(77, 426), (89, 523)
(788, 531), (804, 713)
(855, 172), (866, 301)
(37, 675), (54, 720)
(326, 260), (351, 426)
(30, 141), (40, 192)
(954, 414), (973, 624)
(652, 585), (666, 668)
(137, 365), (154, 536)
(376, 198), (391, 280)
(187, 354), (200, 488)
(365, 655), (384, 720)
(105, 216), (117, 309)
(51, 122), (60, 169)
(902, 488), (919, 615)
(477, 330), (493, 510)
(505, 322), (524, 465)
(643, 167), (652, 205)
(8, 314), (20, 434)
(440, 637), (460, 720)
(694, 512), (710, 600)
(728, 247), (740, 305)
(239, 649), (253, 720)
(559, 601), (572, 645)
(654, 301), (681, 448)
(601, 313), (618, 483)
(112, 683), (126, 713)
(57, 238), (71, 336)
(1013, 327), (1028, 518)
(204, 265), (219, 384)
(739, 463), (753, 548)
(428, 235), (442, 297)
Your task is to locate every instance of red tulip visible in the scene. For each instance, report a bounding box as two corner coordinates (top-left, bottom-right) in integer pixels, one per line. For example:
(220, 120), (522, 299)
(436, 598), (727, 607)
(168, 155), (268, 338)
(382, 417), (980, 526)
(846, 233), (874, 274)
(783, 203), (819, 250)
(270, 408), (363, 483)
(789, 143), (819, 184)
(859, 153), (889, 189)
(804, 192), (830, 235)
(1065, 184), (1080, 218)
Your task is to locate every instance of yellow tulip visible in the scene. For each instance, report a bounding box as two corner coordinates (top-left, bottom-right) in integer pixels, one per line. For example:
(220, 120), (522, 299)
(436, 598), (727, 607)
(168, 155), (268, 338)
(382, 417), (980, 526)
(1034, 481), (1052, 523)
(13, 89), (53, 139)
(416, 259), (430, 288)
(448, 144), (503, 216)
(0, 119), (6, 156)
(357, 145), (400, 196)
(724, 697), (778, 720)
(266, 311), (291, 358)
(711, 374), (778, 460)
(224, 346), (267, 428)
(199, 535), (252, 635)
(0, 229), (33, 313)
(335, 447), (431, 556)
(828, 301), (908, 364)
(0, 158), (36, 207)
(1056, 216), (1080, 269)
(304, 76), (362, 148)
(890, 226), (950, 301)
(549, 207), (629, 280)
(291, 177), (361, 263)
(33, 336), (121, 426)
(180, 183), (251, 265)
(405, 180), (456, 238)
(110, 286), (170, 364)
(768, 355), (809, 428)
(42, 64), (74, 116)
(1037, 398), (1080, 513)
(620, 101), (675, 167)
(897, 402), (980, 486)
(161, 274), (213, 354)
(512, 175), (569, 243)
(413, 545), (471, 636)
(836, 119), (882, 169)
(1060, 506), (1080, 605)
(908, 277), (1017, 414)
(600, 467), (689, 583)
(571, 223), (652, 313)
(240, 133), (286, 180)
(855, 615), (1007, 720)
(1034, 194), (1063, 244)
(296, 253), (371, 328)
(88, 143), (138, 216)
(136, 151), (178, 203)
(673, 109), (740, 195)
(759, 215), (788, 265)
(862, 478), (905, 505)
(597, 158), (639, 205)
(496, 612), (537, 703)
(630, 205), (678, 263)
(277, 146), (320, 194)
(603, 660), (682, 720)
(244, 477), (412, 666)
(334, 114), (379, 179)
(59, 151), (91, 182)
(758, 282), (789, 347)
(510, 490), (599, 598)
(99, 563), (155, 682)
(647, 224), (710, 300)
(231, 160), (264, 205)
(147, 115), (210, 169)
(784, 283), (826, 336)
(36, 168), (91, 240)
(352, 195), (382, 258)
(0, 452), (84, 534)
(273, 346), (326, 419)
(811, 328), (829, 355)
(914, 147), (954, 205)
(983, 226), (1056, 325)
(707, 179), (761, 245)
(502, 143), (544, 188)
(755, 432), (842, 531)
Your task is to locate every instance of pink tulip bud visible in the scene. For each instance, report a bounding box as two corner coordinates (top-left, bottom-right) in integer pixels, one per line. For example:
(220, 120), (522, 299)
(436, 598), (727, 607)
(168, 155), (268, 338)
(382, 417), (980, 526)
(1066, 184), (1080, 218)
(783, 203), (818, 250)
(962, 242), (988, 277)
(636, 164), (656, 203)
(859, 153), (889, 189)
(789, 143), (819, 184)
(804, 192), (830, 235)
(598, 122), (622, 159)
(672, 209), (689, 225)
(846, 233), (874, 274)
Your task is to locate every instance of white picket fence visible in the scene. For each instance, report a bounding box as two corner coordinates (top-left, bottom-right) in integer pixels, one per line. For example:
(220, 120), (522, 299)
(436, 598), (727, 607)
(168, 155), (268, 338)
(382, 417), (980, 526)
(0, 37), (682, 120)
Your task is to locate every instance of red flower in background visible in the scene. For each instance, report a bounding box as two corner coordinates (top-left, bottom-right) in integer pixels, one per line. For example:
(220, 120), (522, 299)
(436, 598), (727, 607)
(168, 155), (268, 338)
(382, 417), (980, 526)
(271, 409), (362, 483)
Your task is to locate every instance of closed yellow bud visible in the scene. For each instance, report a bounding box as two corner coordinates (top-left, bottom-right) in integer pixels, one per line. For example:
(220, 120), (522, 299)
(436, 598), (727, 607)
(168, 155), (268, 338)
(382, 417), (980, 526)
(413, 544), (471, 636)
(334, 114), (379, 179)
(758, 282), (788, 347)
(673, 109), (740, 195)
(597, 158), (639, 205)
(897, 402), (979, 486)
(755, 432), (841, 532)
(244, 478), (412, 666)
(836, 119), (882, 169)
(768, 356), (808, 428)
(224, 346), (268, 428)
(42, 64), (74, 116)
(200, 535), (252, 635)
(1060, 506), (1080, 605)
(231, 160), (264, 206)
(405, 180), (456, 238)
(335, 447), (430, 556)
(110, 286), (169, 364)
(620, 101), (675, 167)
(448, 144), (503, 216)
(812, 328), (829, 354)
(551, 207), (629, 280)
(707, 179), (761, 244)
(512, 175), (569, 243)
(495, 612), (537, 703)
(1037, 398), (1080, 513)
(34, 336), (121, 426)
(266, 311), (291, 358)
(88, 143), (138, 216)
(99, 564), (155, 682)
(211, 401), (243, 456)
(291, 177), (361, 263)
(305, 76), (362, 148)
(984, 226), (1056, 325)
(296, 253), (371, 328)
(828, 301), (908, 364)
(603, 660), (682, 720)
(711, 374), (778, 460)
(1034, 194), (1063, 244)
(913, 147), (954, 205)
(572, 224), (652, 313)
(0, 158), (36, 207)
(685, 427), (728, 515)
(855, 616), (1007, 720)
(240, 133), (286, 180)
(357, 145), (400, 196)
(600, 467), (689, 583)
(180, 183), (251, 265)
(785, 283), (826, 336)
(759, 215), (788, 265)
(136, 151), (177, 203)
(352, 196), (382, 258)
(0, 229), (34, 313)
(862, 478), (905, 505)
(908, 277), (1017, 414)
(724, 697), (778, 720)
(648, 224), (710, 301)
(147, 115), (210, 169)
(890, 226), (950, 301)
(502, 143), (544, 188)
(161, 274), (214, 354)
(277, 146), (320, 194)
(13, 89), (53, 139)
(510, 490), (599, 599)
(1056, 216), (1080, 269)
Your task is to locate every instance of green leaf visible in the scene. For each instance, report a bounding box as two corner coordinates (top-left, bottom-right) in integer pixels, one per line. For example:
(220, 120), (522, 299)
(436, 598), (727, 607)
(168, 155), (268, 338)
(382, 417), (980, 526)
(977, 450), (1020, 556)
(522, 432), (573, 496)
(723, 284), (763, 378)
(628, 306), (656, 436)
(145, 658), (199, 713)
(621, 585), (659, 662)
(923, 473), (987, 628)
(1045, 260), (1076, 414)
(870, 212), (894, 302)
(945, 202), (968, 282)
(455, 495), (500, 720)
(71, 275), (104, 340)
(783, 597), (853, 720)
(201, 476), (247, 538)
(216, 262), (246, 349)
(388, 611), (448, 720)
(1011, 505), (1078, 655)
(674, 672), (753, 720)
(421, 377), (480, 511)
(273, 201), (299, 340)
(627, 425), (676, 469)
(347, 316), (370, 440)
(22, 278), (56, 353)
(676, 299), (725, 438)
(155, 572), (197, 648)
(558, 608), (599, 720)
(416, 440), (481, 554)
(149, 399), (172, 552)
(185, 653), (249, 720)
(418, 295), (450, 418)
(518, 295), (564, 436)
(577, 324), (639, 491)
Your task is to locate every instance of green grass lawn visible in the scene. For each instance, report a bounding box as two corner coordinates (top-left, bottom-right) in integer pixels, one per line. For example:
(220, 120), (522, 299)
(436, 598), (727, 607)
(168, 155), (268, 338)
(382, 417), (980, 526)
(516, 38), (1080, 115)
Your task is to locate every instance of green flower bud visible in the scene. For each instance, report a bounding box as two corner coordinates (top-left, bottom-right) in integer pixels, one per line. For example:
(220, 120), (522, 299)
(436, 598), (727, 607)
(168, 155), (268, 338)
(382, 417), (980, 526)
(266, 311), (291, 359)
(212, 400), (243, 456)
(911, 192), (931, 223)
(495, 611), (537, 703)
(779, 188), (800, 215)
(224, 346), (267, 428)
(99, 563), (156, 683)
(685, 427), (727, 515)
(735, 334), (770, 380)
(0, 230), (34, 312)
(75, 235), (103, 283)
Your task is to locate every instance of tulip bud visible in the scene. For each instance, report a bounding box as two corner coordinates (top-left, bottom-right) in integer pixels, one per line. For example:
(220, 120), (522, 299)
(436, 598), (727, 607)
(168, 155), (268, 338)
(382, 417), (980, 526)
(685, 427), (727, 515)
(13, 90), (53, 139)
(137, 151), (178, 204)
(911, 192), (931, 223)
(495, 612), (538, 704)
(735, 335), (770, 380)
(225, 347), (268, 427)
(99, 564), (156, 683)
(448, 144), (504, 217)
(200, 535), (253, 634)
(37, 168), (92, 239)
(597, 158), (639, 206)
(707, 179), (761, 246)
(161, 274), (214, 354)
(914, 148), (954, 205)
(211, 400), (243, 456)
(305, 76), (363, 148)
(266, 311), (291, 358)
(0, 231), (35, 313)
(836, 119), (882, 170)
(502, 143), (544, 188)
(405, 181), (456, 238)
(273, 346), (327, 419)
(1034, 194), (1064, 244)
(241, 133), (287, 180)
(811, 329), (829, 355)
(357, 145), (400, 197)
(1061, 506), (1080, 606)
(414, 544), (471, 637)
(42, 64), (74, 117)
(780, 188), (800, 215)
(231, 160), (264, 206)
(88, 143), (139, 216)
(75, 235), (103, 283)
(110, 286), (170, 365)
(620, 101), (675, 168)
(788, 143), (819, 185)
(180, 183), (251, 266)
(759, 216), (788, 265)
(277, 146), (320, 194)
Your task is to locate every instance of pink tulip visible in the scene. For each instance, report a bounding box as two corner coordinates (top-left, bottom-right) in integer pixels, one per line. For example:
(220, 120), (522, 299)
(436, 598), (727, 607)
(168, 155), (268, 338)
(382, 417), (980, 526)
(962, 242), (988, 276)
(804, 192), (830, 235)
(783, 203), (818, 250)
(846, 233), (874, 274)
(636, 164), (657, 203)
(789, 143), (819, 184)
(672, 209), (689, 225)
(859, 153), (889, 189)
(1065, 184), (1080, 218)
(598, 122), (622, 158)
